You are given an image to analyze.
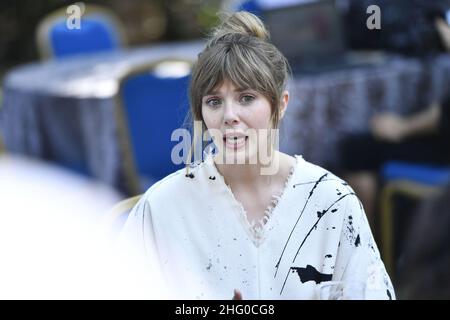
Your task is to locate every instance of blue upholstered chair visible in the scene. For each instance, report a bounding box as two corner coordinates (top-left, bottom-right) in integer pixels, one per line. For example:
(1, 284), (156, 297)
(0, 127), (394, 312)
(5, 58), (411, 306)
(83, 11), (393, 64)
(115, 59), (193, 195)
(36, 4), (125, 60)
(0, 135), (4, 155)
(379, 161), (450, 277)
(382, 162), (450, 186)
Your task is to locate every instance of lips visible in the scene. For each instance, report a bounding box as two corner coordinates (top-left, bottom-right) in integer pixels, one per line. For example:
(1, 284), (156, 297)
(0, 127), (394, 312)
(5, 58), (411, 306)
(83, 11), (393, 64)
(222, 133), (248, 150)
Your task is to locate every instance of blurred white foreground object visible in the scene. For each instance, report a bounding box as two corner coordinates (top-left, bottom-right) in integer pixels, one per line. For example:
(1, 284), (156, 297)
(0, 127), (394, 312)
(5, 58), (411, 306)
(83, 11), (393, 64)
(0, 155), (165, 299)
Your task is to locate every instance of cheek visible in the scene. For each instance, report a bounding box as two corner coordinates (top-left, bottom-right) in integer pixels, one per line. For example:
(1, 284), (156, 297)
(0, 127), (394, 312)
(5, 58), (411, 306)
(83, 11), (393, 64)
(246, 103), (272, 129)
(201, 107), (220, 129)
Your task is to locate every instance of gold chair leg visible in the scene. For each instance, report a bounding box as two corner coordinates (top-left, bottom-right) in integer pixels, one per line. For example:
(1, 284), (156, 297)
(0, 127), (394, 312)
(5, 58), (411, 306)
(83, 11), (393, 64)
(380, 185), (395, 279)
(379, 180), (443, 281)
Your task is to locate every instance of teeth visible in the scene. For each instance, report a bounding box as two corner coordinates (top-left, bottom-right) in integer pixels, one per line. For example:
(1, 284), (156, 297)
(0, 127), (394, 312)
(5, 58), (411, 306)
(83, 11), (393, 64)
(225, 137), (245, 144)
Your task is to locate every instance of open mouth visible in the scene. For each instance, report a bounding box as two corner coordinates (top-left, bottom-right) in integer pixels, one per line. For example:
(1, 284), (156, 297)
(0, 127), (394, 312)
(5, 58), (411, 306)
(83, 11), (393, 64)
(223, 136), (249, 149)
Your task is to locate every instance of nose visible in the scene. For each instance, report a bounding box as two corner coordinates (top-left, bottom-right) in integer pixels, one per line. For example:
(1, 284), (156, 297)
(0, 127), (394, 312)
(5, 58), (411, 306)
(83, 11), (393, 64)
(223, 103), (240, 126)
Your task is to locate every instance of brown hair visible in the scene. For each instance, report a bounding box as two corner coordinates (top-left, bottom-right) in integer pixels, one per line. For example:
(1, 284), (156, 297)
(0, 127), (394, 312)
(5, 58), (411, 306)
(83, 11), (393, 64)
(189, 11), (291, 130)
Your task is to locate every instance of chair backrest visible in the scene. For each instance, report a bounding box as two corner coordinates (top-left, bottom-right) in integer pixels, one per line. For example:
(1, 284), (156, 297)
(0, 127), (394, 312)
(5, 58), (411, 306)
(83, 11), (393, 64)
(115, 59), (193, 194)
(36, 4), (126, 60)
(0, 134), (4, 154)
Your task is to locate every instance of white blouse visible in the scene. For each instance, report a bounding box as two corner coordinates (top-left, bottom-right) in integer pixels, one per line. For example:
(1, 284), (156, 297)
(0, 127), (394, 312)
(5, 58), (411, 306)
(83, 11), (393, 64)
(119, 155), (395, 300)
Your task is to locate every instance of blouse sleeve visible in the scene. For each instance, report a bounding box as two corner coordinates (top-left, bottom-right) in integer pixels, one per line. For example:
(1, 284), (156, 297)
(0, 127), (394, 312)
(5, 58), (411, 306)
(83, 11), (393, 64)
(115, 196), (169, 298)
(118, 197), (157, 261)
(333, 193), (396, 300)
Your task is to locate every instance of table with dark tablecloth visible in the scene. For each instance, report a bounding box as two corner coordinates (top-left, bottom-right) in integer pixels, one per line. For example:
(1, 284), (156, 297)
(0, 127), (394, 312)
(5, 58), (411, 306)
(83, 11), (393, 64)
(0, 41), (203, 191)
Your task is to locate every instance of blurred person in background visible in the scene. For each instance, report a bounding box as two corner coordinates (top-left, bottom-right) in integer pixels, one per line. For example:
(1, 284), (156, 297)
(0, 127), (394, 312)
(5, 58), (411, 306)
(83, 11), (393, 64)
(341, 96), (450, 228)
(340, 9), (450, 229)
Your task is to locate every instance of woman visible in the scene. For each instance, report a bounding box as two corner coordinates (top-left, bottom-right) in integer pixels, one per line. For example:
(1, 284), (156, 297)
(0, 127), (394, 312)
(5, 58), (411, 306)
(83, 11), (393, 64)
(119, 11), (394, 300)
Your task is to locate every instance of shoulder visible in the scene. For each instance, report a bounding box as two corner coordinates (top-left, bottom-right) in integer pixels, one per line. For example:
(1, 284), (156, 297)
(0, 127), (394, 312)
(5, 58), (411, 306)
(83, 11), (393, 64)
(294, 155), (361, 210)
(125, 161), (209, 224)
(139, 160), (211, 205)
(296, 156), (355, 194)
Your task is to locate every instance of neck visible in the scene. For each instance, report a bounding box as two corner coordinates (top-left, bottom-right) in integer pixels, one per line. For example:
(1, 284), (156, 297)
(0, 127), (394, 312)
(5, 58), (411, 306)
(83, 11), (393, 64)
(214, 151), (291, 188)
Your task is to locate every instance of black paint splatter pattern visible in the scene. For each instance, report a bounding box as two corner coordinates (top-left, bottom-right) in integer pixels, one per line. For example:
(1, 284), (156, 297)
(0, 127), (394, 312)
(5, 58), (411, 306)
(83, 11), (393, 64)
(291, 265), (332, 284)
(125, 154), (395, 299)
(274, 167), (393, 298)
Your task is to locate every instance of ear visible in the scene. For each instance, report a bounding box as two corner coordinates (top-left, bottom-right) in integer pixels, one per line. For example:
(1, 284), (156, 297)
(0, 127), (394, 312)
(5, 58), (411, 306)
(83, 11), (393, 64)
(279, 90), (289, 120)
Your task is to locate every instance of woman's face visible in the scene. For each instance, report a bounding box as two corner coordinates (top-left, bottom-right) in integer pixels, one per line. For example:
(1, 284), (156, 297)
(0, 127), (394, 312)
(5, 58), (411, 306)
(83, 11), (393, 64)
(201, 80), (288, 164)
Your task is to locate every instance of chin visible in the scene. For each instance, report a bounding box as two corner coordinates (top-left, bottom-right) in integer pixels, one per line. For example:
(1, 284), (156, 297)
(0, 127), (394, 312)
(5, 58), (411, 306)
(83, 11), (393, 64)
(215, 148), (259, 165)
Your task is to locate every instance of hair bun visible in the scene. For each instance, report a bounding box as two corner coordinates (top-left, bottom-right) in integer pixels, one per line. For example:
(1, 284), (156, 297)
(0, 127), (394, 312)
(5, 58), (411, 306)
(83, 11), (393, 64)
(212, 11), (269, 41)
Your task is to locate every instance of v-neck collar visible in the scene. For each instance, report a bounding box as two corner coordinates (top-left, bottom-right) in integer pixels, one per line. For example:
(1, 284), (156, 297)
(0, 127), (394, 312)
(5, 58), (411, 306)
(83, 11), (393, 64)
(205, 154), (301, 247)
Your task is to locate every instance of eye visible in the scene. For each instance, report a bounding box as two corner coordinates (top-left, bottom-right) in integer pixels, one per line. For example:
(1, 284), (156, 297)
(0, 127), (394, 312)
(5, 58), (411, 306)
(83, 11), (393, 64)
(205, 97), (222, 107)
(240, 94), (255, 104)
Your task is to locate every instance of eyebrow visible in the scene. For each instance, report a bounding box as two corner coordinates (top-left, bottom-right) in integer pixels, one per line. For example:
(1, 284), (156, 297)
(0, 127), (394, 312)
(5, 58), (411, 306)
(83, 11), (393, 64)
(205, 88), (251, 96)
